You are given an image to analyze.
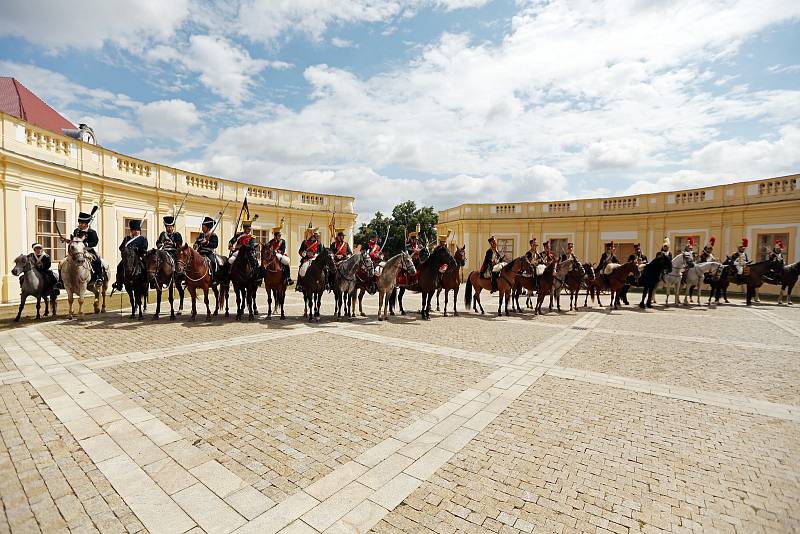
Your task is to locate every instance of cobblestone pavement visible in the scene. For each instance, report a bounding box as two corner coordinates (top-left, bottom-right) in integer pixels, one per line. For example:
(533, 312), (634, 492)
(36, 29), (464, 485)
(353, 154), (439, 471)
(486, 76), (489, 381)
(1, 287), (798, 533)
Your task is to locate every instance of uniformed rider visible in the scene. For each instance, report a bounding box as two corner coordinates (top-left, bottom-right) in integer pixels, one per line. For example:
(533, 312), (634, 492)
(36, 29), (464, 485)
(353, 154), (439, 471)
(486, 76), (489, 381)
(619, 243), (647, 305)
(480, 236), (502, 292)
(111, 219), (148, 291)
(560, 242), (577, 262)
(156, 216), (183, 254)
(227, 217), (259, 281)
(699, 237), (716, 262)
(539, 240), (555, 264)
(27, 243), (58, 291)
(731, 237), (750, 284)
(406, 230), (429, 266)
(330, 229), (352, 263)
(655, 236), (672, 259)
(267, 225), (292, 285)
(66, 210), (103, 283)
(297, 228), (321, 291)
(194, 216), (222, 277)
(367, 232), (383, 265)
(769, 240), (785, 263)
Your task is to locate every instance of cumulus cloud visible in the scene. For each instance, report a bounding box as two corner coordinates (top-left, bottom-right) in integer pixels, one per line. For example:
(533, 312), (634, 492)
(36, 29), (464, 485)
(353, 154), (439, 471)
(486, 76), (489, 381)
(77, 115), (141, 144)
(0, 0), (188, 51)
(137, 99), (201, 140)
(331, 37), (358, 48)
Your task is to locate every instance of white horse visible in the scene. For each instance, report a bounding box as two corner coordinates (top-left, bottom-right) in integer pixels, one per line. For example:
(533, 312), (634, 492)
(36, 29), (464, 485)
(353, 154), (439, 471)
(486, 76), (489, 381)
(376, 251), (416, 321)
(60, 238), (109, 319)
(655, 251), (694, 306)
(683, 261), (723, 305)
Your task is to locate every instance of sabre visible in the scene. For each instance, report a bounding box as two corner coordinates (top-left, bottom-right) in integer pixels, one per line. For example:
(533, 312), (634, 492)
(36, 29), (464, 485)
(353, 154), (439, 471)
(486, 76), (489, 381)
(173, 191), (189, 220)
(209, 200), (232, 234)
(380, 223), (391, 251)
(53, 199), (68, 243)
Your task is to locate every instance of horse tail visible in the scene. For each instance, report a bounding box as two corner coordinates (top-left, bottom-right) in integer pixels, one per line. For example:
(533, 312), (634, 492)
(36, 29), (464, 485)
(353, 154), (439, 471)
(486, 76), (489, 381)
(464, 275), (473, 307)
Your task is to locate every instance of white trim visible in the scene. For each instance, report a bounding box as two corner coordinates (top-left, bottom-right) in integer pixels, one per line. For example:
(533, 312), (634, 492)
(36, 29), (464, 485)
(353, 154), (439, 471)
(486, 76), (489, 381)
(22, 191), (76, 254)
(600, 231), (637, 241)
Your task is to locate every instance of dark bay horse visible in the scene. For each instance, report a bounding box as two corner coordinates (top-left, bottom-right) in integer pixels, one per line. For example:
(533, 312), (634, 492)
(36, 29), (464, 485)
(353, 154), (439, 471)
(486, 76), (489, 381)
(176, 245), (228, 321)
(595, 262), (638, 310)
(740, 258), (781, 305)
(465, 255), (533, 316)
(145, 249), (185, 320)
(533, 259), (556, 315)
(302, 248), (336, 322)
(11, 254), (59, 321)
(393, 247), (458, 320)
(260, 243), (288, 319)
(582, 263), (602, 307)
(230, 246), (260, 320)
(772, 261), (799, 305)
(121, 246), (148, 319)
(563, 260), (586, 311)
(435, 245), (466, 316)
(637, 254), (672, 308)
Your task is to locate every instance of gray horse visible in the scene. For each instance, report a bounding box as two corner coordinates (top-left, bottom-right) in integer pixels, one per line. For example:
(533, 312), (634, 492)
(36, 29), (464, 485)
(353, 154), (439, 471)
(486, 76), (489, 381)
(60, 237), (109, 319)
(333, 250), (374, 318)
(376, 252), (416, 321)
(11, 254), (59, 321)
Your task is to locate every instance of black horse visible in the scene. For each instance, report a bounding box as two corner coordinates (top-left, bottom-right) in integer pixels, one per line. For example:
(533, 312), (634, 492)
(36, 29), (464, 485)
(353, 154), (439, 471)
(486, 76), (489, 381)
(302, 248), (336, 322)
(638, 254), (672, 308)
(391, 247), (458, 320)
(121, 246), (148, 319)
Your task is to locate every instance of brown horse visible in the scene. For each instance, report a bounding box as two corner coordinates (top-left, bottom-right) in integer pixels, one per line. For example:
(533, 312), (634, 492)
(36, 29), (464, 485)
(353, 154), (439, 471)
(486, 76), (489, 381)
(260, 243), (288, 319)
(393, 247), (459, 320)
(175, 245), (228, 320)
(229, 245), (260, 321)
(512, 269), (536, 311)
(564, 260), (586, 311)
(435, 245), (466, 316)
(145, 249), (185, 320)
(533, 259), (557, 315)
(594, 262), (638, 310)
(465, 255), (533, 316)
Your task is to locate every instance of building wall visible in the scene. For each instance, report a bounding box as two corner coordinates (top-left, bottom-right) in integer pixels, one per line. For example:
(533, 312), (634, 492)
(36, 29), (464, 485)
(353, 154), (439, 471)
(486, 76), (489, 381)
(0, 112), (357, 303)
(439, 175), (799, 294)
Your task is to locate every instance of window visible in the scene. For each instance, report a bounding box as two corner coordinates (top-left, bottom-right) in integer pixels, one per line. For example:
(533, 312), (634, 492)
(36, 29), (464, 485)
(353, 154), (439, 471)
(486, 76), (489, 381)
(616, 243), (635, 262)
(674, 235), (700, 254)
(548, 238), (569, 256)
(189, 232), (201, 247)
(496, 238), (514, 260)
(251, 229), (269, 260)
(36, 206), (67, 261)
(123, 217), (148, 238)
(756, 232), (789, 262)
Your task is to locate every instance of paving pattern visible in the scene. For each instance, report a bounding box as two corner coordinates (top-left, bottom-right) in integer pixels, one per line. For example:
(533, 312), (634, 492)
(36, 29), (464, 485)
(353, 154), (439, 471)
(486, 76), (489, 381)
(0, 287), (798, 533)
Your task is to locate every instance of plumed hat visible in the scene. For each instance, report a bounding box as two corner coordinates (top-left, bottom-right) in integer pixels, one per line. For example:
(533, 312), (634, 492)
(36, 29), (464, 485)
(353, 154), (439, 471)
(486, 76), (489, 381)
(163, 215), (175, 226)
(687, 237), (695, 248)
(336, 228), (346, 237)
(32, 243), (43, 250)
(128, 219), (142, 231)
(242, 214), (259, 227)
(488, 235), (496, 243)
(78, 211), (92, 223)
(202, 216), (215, 228)
(634, 242), (640, 248)
(605, 241), (614, 248)
(708, 236), (716, 246)
(530, 237), (537, 246)
(775, 239), (784, 250)
(438, 229), (451, 243)
(663, 236), (670, 248)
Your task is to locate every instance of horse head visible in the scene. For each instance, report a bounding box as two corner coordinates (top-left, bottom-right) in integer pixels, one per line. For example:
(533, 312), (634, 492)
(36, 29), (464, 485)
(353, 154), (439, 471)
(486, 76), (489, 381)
(175, 244), (192, 275)
(400, 251), (417, 275)
(68, 237), (86, 262)
(358, 249), (375, 277)
(454, 245), (466, 267)
(11, 254), (31, 276)
(122, 246), (143, 278)
(145, 249), (164, 282)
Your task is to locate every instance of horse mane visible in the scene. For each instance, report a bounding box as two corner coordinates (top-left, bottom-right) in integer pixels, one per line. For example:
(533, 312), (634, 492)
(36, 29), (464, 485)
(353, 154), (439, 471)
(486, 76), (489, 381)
(503, 256), (524, 271)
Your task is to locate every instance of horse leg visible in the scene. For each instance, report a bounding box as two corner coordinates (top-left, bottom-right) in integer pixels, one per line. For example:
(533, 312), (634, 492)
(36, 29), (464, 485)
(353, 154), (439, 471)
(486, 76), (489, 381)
(204, 288), (212, 319)
(168, 284), (175, 320)
(443, 289), (449, 317)
(153, 288), (162, 320)
(436, 288), (441, 312)
(127, 289), (136, 319)
(426, 292), (434, 320)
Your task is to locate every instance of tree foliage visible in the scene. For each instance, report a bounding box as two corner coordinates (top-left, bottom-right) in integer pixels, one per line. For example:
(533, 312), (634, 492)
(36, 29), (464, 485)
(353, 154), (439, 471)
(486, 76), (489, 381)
(354, 200), (439, 257)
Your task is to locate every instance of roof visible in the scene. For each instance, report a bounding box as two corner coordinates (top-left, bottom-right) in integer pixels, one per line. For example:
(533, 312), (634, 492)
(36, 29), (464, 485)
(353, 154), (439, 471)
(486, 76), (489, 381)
(0, 77), (76, 134)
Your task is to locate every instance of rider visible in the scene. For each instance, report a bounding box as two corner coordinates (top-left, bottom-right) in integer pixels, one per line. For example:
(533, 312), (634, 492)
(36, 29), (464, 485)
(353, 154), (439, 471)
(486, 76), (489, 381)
(731, 237), (750, 284)
(764, 240), (785, 284)
(297, 228), (321, 291)
(367, 232), (384, 265)
(194, 216), (221, 277)
(699, 237), (716, 262)
(528, 238), (538, 258)
(156, 215), (183, 253)
(111, 219), (148, 291)
(560, 242), (577, 262)
(480, 236), (502, 292)
(406, 230), (429, 265)
(228, 217), (260, 282)
(683, 237), (695, 258)
(27, 243), (58, 291)
(655, 236), (672, 259)
(267, 224), (293, 285)
(330, 229), (352, 263)
(619, 243), (647, 305)
(66, 210), (103, 284)
(597, 241), (618, 285)
(768, 240), (785, 263)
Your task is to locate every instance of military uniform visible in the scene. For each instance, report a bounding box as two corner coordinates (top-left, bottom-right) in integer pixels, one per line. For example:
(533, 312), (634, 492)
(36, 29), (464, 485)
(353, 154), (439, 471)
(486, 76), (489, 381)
(480, 236), (502, 292)
(227, 218), (259, 281)
(71, 210), (103, 282)
(699, 237), (716, 263)
(655, 236), (672, 260)
(768, 240), (785, 263)
(731, 238), (750, 284)
(156, 216), (183, 254)
(330, 230), (353, 264)
(597, 242), (618, 273)
(619, 244), (647, 304)
(28, 245), (58, 290)
(296, 230), (322, 291)
(366, 235), (383, 265)
(194, 216), (223, 277)
(112, 220), (148, 290)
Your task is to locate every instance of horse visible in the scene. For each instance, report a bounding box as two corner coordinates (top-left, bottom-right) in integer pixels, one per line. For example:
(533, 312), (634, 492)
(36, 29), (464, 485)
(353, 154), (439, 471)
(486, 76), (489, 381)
(594, 261), (638, 310)
(229, 246), (260, 321)
(655, 251), (694, 306)
(582, 263), (602, 307)
(533, 259), (557, 315)
(769, 261), (799, 305)
(739, 258), (781, 305)
(145, 249), (184, 320)
(563, 260), (586, 312)
(512, 262), (536, 312)
(60, 237), (108, 319)
(333, 250), (374, 319)
(435, 245), (466, 316)
(176, 245), (227, 321)
(11, 254), (59, 321)
(260, 243), (289, 319)
(637, 254), (673, 308)
(465, 255), (533, 316)
(374, 252), (416, 321)
(393, 247), (459, 320)
(120, 246), (148, 319)
(550, 257), (580, 312)
(682, 261), (723, 305)
(302, 248), (336, 322)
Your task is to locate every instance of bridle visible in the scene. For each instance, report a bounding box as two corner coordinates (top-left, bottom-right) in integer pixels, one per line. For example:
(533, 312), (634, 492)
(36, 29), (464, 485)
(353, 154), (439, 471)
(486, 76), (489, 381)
(176, 248), (209, 283)
(147, 250), (175, 288)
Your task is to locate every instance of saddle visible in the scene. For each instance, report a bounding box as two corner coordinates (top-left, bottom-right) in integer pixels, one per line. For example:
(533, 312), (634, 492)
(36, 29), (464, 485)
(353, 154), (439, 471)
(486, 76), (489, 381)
(602, 263), (621, 275)
(396, 268), (418, 287)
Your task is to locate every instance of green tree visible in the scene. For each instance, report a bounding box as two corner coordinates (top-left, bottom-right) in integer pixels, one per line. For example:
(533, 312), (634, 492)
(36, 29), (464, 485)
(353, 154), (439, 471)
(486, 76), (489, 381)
(353, 201), (439, 257)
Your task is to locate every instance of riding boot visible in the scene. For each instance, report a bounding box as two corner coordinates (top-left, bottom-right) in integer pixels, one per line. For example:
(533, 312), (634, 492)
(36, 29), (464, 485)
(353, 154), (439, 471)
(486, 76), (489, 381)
(111, 262), (124, 291)
(491, 272), (498, 293)
(283, 265), (294, 285)
(92, 258), (104, 283)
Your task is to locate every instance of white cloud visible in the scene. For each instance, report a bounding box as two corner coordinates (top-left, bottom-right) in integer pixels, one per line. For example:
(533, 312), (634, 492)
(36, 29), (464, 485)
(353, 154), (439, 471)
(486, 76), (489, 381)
(331, 37), (358, 48)
(77, 115), (140, 144)
(137, 99), (201, 140)
(0, 0), (188, 51)
(767, 64), (800, 74)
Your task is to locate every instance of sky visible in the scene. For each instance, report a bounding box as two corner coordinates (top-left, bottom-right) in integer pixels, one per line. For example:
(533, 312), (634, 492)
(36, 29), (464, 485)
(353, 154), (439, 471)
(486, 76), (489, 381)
(1, 0), (799, 220)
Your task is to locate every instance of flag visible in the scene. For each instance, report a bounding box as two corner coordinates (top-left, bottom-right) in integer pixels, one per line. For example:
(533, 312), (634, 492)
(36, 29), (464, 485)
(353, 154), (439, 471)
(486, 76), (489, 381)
(328, 211), (336, 241)
(242, 197), (250, 220)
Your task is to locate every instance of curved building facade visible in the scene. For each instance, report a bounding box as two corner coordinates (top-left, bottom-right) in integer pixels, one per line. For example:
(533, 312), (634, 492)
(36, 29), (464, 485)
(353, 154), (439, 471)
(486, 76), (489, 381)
(438, 175), (799, 292)
(0, 110), (356, 303)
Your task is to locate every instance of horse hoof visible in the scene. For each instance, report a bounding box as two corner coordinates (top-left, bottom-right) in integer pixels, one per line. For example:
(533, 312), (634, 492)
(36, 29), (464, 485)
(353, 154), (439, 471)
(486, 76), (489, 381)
(152, 315), (159, 321)
(13, 317), (20, 322)
(281, 315), (286, 320)
(170, 315), (176, 321)
(639, 303), (645, 309)
(453, 312), (459, 316)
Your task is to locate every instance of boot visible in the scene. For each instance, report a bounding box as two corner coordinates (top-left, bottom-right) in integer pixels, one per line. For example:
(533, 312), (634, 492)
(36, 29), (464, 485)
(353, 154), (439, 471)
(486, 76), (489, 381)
(111, 263), (124, 291)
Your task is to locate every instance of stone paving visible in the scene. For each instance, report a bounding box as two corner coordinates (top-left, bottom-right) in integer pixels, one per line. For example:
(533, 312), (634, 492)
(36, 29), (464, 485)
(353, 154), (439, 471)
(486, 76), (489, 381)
(0, 287), (798, 533)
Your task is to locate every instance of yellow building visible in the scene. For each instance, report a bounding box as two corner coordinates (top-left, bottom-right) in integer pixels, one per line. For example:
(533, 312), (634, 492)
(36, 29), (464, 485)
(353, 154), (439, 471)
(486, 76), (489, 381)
(0, 88), (355, 304)
(439, 175), (799, 292)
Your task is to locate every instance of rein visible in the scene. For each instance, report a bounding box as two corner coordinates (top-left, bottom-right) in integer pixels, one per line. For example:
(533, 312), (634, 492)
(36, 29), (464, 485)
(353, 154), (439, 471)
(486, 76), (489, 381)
(178, 250), (210, 283)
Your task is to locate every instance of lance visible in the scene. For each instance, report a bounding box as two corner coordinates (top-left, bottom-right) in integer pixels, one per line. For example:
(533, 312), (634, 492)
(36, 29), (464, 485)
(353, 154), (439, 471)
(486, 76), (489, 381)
(209, 200), (232, 234)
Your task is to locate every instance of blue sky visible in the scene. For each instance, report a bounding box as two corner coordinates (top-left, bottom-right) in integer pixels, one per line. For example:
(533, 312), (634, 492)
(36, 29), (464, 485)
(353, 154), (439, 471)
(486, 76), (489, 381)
(1, 0), (799, 218)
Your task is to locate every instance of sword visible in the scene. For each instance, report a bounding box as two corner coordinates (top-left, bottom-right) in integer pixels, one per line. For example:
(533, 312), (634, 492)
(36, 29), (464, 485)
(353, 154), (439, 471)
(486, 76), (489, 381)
(209, 200), (232, 235)
(53, 199), (67, 243)
(380, 223), (391, 251)
(173, 191), (189, 220)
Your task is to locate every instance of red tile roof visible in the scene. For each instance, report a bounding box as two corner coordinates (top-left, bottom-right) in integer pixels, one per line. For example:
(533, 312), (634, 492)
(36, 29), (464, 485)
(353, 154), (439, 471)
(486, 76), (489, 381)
(0, 77), (76, 134)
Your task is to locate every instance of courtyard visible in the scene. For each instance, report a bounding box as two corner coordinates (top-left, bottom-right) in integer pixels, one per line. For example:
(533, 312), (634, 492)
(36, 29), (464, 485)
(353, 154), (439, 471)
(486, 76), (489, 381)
(1, 289), (798, 533)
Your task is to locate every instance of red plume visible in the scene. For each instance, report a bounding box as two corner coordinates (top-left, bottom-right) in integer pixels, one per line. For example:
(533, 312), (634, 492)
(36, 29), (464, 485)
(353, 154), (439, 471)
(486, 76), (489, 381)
(776, 240), (784, 248)
(741, 238), (748, 247)
(709, 236), (716, 245)
(687, 237), (695, 247)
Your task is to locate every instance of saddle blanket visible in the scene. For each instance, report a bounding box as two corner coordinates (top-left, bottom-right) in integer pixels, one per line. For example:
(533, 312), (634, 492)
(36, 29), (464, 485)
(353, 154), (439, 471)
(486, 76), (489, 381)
(228, 251), (238, 264)
(637, 263), (646, 273)
(535, 264), (546, 276)
(276, 253), (290, 266)
(492, 262), (508, 273)
(603, 263), (621, 275)
(375, 261), (386, 277)
(298, 261), (311, 277)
